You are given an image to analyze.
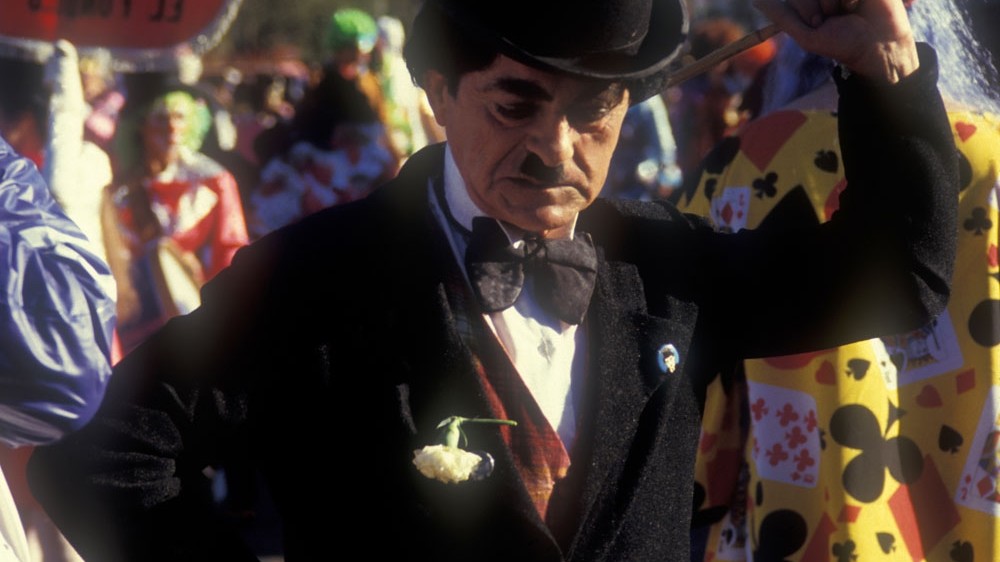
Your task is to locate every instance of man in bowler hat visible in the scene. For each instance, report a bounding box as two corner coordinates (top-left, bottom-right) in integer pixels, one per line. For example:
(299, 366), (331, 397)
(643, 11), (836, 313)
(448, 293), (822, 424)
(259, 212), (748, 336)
(27, 0), (958, 560)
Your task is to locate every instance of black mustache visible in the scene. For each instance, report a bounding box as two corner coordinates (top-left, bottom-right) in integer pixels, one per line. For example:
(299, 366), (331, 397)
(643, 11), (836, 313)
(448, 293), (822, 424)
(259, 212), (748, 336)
(519, 153), (568, 184)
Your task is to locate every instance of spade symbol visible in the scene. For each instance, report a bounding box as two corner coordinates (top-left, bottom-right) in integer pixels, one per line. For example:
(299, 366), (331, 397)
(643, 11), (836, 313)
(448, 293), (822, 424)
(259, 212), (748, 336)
(939, 425), (964, 454)
(951, 540), (974, 562)
(889, 350), (906, 373)
(877, 532), (896, 553)
(814, 150), (839, 173)
(753, 510), (807, 562)
(705, 178), (718, 200)
(846, 358), (870, 380)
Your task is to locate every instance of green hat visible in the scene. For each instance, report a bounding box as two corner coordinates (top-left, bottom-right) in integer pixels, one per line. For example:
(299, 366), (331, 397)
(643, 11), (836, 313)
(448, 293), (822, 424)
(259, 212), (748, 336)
(326, 8), (378, 54)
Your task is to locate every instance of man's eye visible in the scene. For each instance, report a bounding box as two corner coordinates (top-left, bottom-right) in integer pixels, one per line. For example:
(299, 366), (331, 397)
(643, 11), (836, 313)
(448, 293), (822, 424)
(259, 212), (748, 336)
(569, 105), (610, 125)
(495, 103), (535, 120)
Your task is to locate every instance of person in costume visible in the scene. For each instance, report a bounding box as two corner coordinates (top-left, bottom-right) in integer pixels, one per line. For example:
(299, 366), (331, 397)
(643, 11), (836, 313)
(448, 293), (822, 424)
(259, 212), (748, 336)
(104, 89), (249, 352)
(27, 0), (959, 560)
(677, 0), (1000, 559)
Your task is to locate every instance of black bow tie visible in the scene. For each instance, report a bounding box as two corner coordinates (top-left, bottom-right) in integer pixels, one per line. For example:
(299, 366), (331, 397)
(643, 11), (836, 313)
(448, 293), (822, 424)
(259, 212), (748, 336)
(465, 217), (598, 325)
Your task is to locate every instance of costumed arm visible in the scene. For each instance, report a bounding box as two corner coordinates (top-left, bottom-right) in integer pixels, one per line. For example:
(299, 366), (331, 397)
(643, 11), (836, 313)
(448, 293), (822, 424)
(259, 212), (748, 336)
(0, 136), (116, 445)
(631, 0), (957, 358)
(204, 170), (249, 280)
(42, 40), (113, 257)
(709, 42), (955, 357)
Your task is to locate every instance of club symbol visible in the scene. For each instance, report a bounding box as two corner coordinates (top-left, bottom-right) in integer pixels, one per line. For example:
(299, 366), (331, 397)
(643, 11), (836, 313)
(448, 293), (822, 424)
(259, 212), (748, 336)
(753, 172), (779, 199)
(828, 404), (924, 502)
(963, 207), (992, 236)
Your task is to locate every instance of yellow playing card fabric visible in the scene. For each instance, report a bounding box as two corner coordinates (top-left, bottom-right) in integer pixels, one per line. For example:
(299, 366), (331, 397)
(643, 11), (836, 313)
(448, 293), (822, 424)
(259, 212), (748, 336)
(681, 109), (1000, 562)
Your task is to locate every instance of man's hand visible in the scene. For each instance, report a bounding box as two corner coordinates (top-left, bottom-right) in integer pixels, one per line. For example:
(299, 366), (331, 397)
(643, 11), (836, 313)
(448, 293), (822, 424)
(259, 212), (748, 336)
(754, 0), (919, 83)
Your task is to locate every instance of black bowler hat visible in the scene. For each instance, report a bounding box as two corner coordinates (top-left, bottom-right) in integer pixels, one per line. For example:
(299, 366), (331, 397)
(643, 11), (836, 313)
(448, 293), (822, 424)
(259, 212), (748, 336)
(432, 0), (688, 101)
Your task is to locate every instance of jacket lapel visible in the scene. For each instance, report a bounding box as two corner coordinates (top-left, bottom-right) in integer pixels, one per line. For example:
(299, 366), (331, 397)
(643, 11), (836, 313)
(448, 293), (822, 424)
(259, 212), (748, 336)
(404, 244), (565, 559)
(379, 151), (563, 557)
(560, 247), (698, 558)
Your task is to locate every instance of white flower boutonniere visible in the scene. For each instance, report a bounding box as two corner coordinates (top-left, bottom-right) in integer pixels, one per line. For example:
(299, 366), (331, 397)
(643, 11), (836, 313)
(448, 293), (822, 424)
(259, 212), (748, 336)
(412, 416), (517, 484)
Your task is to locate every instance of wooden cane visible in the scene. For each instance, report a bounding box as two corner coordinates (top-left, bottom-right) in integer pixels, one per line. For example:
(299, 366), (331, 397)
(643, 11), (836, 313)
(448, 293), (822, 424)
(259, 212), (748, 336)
(667, 0), (866, 88)
(666, 23), (781, 88)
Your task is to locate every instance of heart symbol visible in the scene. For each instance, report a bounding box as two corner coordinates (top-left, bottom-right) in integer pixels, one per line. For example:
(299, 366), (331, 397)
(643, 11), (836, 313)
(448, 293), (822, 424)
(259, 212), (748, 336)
(815, 361), (836, 385)
(741, 111), (808, 171)
(955, 122), (977, 143)
(823, 178), (848, 221)
(916, 384), (944, 408)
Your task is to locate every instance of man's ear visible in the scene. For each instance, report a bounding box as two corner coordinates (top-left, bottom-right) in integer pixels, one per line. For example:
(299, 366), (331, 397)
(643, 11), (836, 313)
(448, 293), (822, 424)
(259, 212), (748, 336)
(422, 69), (451, 128)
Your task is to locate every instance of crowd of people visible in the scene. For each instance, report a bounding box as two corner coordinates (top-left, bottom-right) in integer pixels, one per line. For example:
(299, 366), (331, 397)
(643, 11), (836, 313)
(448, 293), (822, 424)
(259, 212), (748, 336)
(0, 0), (996, 560)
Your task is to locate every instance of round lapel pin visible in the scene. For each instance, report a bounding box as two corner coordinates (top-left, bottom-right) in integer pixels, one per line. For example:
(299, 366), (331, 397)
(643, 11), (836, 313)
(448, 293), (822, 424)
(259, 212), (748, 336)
(657, 343), (680, 374)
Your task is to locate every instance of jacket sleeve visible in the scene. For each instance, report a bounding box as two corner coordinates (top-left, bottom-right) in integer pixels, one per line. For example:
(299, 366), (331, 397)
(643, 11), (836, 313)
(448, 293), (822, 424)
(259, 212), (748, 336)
(623, 44), (958, 360)
(27, 220), (291, 561)
(0, 136), (116, 445)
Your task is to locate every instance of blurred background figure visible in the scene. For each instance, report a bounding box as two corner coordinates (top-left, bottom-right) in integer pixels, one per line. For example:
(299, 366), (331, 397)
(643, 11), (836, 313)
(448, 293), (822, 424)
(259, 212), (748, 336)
(79, 48), (125, 155)
(371, 15), (430, 161)
(121, 47), (257, 205)
(677, 1), (1000, 560)
(105, 89), (248, 353)
(230, 71), (292, 168)
(247, 7), (398, 239)
(0, 42), (112, 251)
(43, 41), (114, 262)
(603, 93), (683, 200)
(667, 16), (776, 186)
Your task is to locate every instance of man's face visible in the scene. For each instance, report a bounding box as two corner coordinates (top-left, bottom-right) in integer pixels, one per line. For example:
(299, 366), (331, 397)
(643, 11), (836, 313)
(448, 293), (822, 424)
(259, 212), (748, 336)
(426, 55), (630, 237)
(141, 106), (187, 164)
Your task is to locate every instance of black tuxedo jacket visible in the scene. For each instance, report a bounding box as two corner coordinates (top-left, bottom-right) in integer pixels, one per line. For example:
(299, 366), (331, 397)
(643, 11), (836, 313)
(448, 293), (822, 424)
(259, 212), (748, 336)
(29, 48), (957, 561)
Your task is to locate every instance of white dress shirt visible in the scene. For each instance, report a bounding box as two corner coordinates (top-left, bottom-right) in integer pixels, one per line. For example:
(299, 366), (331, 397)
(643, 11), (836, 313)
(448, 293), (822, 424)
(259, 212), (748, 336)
(428, 146), (585, 448)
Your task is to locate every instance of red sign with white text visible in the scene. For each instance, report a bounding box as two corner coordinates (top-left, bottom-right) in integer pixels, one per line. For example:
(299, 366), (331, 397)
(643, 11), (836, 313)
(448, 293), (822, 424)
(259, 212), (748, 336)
(0, 0), (233, 50)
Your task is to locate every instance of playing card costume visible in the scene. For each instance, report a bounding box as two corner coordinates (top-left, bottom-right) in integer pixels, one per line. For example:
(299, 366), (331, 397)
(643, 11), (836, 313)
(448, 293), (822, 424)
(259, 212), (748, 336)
(682, 104), (1000, 561)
